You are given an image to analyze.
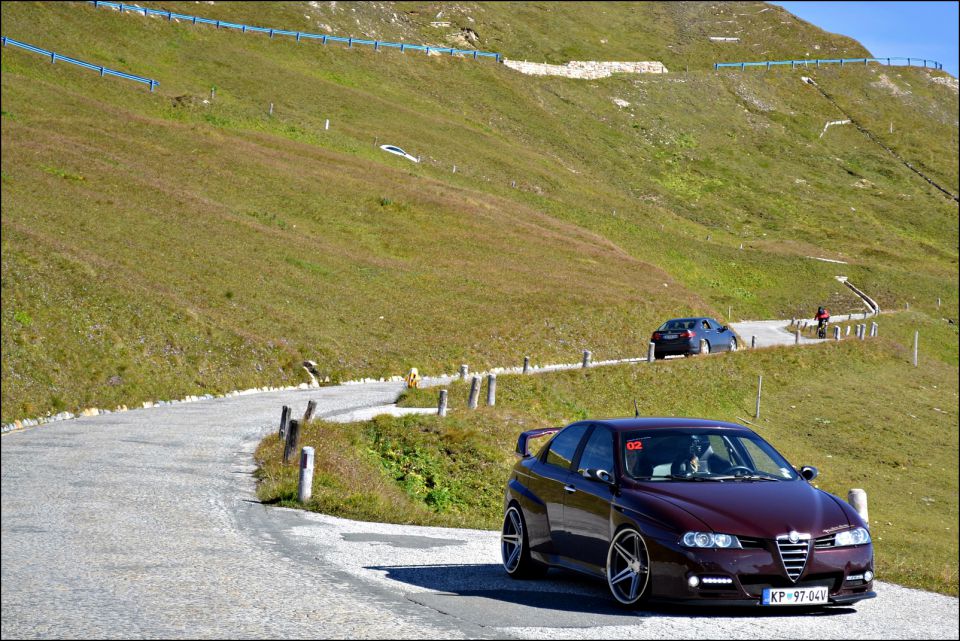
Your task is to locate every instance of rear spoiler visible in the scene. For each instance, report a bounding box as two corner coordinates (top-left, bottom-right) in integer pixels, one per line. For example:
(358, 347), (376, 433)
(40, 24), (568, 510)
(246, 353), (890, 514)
(516, 427), (561, 458)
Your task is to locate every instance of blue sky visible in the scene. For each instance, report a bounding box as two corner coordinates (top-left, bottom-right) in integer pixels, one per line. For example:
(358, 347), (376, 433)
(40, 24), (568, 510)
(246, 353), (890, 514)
(772, 2), (959, 77)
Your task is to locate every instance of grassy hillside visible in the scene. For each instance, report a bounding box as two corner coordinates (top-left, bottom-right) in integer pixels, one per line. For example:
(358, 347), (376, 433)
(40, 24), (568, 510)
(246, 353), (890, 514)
(256, 309), (959, 595)
(2, 1), (957, 422)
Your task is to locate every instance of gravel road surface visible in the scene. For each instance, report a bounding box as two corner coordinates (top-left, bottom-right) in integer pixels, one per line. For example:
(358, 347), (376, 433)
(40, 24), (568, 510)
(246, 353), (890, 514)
(3, 378), (957, 639)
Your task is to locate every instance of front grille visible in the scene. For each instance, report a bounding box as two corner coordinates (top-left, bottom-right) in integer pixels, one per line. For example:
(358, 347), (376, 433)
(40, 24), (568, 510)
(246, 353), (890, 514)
(776, 533), (811, 581)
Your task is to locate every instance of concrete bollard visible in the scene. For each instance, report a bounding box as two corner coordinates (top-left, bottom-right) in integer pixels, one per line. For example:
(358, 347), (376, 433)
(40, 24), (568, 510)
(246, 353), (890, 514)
(647, 342), (655, 363)
(459, 364), (469, 380)
(269, 102), (273, 115)
(487, 374), (497, 406)
(298, 446), (315, 503)
(437, 389), (448, 417)
(848, 488), (869, 526)
(871, 322), (878, 337)
(523, 356), (530, 374)
(833, 326), (841, 341)
(468, 376), (481, 409)
(582, 350), (592, 368)
(795, 330), (800, 345)
(325, 118), (330, 130)
(751, 335), (757, 349)
(846, 325), (851, 336)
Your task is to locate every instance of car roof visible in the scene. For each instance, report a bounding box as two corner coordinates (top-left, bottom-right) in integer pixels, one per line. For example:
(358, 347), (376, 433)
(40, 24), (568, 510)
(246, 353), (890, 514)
(662, 317), (713, 322)
(582, 417), (753, 433)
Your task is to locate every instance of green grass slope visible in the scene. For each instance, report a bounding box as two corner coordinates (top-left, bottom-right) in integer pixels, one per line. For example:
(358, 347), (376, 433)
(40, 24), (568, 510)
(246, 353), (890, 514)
(2, 1), (958, 422)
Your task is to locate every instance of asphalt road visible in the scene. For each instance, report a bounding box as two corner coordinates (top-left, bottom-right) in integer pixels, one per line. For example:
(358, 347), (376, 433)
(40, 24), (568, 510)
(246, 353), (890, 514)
(2, 378), (957, 639)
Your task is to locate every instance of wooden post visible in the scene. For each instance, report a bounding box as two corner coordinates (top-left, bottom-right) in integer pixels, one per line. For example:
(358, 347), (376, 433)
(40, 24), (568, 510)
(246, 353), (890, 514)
(278, 405), (290, 440)
(848, 488), (869, 526)
(794, 330), (800, 345)
(755, 375), (762, 419)
(523, 356), (530, 374)
(846, 325), (851, 336)
(468, 376), (481, 409)
(298, 446), (315, 503)
(937, 297), (941, 309)
(486, 374), (497, 406)
(913, 331), (919, 367)
(302, 399), (317, 424)
(728, 306), (731, 320)
(582, 350), (592, 368)
(833, 326), (841, 341)
(437, 389), (448, 417)
(283, 419), (301, 464)
(647, 342), (655, 363)
(459, 364), (469, 380)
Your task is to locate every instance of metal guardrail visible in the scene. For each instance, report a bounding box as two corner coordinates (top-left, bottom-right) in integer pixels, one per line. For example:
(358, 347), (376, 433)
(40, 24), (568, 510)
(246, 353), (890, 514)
(1, 36), (158, 90)
(715, 57), (943, 71)
(89, 1), (502, 62)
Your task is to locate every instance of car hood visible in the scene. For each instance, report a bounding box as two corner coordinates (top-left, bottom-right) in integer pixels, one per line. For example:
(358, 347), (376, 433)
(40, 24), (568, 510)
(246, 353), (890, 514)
(632, 480), (851, 538)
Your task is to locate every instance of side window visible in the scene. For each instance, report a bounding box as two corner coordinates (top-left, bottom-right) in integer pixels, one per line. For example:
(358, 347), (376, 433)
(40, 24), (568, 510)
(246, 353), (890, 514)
(577, 427), (615, 477)
(545, 424), (589, 470)
(701, 319), (712, 330)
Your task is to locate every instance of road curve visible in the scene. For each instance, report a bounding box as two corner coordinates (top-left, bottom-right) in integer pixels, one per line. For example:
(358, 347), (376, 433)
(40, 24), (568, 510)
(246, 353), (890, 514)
(3, 381), (958, 639)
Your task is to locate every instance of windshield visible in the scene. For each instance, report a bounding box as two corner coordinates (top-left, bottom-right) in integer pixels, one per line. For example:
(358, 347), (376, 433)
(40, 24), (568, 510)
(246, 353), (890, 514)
(621, 429), (799, 481)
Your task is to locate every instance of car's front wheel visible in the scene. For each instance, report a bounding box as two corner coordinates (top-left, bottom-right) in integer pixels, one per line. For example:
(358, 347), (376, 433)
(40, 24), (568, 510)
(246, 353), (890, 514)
(501, 505), (547, 579)
(606, 527), (651, 606)
(729, 338), (738, 352)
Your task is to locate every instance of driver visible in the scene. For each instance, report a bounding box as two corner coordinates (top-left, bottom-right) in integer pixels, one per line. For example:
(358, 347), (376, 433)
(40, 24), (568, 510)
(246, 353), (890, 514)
(672, 435), (711, 475)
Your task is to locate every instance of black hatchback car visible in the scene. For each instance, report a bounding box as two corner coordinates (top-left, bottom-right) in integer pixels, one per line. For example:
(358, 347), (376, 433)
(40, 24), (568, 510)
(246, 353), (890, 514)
(501, 418), (875, 608)
(651, 317), (738, 358)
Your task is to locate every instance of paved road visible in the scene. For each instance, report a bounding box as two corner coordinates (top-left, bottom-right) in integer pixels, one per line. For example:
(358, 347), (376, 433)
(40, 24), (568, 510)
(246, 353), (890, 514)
(3, 379), (958, 639)
(730, 313), (874, 348)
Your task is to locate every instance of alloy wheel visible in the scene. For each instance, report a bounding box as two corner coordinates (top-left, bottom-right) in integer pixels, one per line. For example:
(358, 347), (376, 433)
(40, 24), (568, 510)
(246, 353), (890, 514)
(606, 528), (651, 605)
(501, 506), (524, 574)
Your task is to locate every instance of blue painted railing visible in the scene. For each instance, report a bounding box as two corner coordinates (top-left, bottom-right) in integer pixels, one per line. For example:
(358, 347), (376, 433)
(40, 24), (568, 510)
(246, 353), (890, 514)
(88, 1), (502, 62)
(715, 57), (943, 71)
(1, 36), (158, 90)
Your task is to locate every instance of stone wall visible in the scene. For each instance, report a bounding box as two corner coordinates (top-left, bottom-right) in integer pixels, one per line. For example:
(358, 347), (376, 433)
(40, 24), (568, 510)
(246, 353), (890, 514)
(502, 59), (668, 79)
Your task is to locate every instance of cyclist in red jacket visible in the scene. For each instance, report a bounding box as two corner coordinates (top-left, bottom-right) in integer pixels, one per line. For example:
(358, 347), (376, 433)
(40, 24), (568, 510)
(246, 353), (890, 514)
(815, 306), (831, 338)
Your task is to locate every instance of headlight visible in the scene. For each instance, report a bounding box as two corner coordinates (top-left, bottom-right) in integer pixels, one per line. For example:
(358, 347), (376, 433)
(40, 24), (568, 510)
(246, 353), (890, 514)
(834, 527), (871, 547)
(681, 531), (741, 548)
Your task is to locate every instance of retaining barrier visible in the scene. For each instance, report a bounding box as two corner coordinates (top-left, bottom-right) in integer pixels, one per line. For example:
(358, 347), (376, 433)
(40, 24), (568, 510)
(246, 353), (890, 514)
(1, 36), (158, 90)
(88, 1), (501, 62)
(715, 57), (942, 71)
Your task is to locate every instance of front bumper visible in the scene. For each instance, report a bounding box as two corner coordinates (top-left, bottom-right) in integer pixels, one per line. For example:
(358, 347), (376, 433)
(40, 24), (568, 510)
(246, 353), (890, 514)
(647, 536), (876, 606)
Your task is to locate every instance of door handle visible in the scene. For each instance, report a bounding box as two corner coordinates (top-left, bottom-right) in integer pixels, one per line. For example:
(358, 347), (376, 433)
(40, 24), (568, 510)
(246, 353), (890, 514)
(563, 484), (577, 493)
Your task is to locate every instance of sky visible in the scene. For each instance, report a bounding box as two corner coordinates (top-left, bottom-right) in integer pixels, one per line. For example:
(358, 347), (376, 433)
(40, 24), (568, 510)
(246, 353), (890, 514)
(772, 2), (959, 77)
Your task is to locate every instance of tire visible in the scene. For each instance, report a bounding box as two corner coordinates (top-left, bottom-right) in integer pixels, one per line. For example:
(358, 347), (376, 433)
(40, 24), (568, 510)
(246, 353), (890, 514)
(699, 339), (710, 355)
(606, 527), (652, 606)
(501, 504), (547, 579)
(729, 338), (738, 352)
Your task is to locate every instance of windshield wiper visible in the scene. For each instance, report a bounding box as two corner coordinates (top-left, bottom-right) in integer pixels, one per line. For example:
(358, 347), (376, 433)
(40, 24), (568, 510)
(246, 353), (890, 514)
(633, 474), (724, 482)
(711, 473), (782, 482)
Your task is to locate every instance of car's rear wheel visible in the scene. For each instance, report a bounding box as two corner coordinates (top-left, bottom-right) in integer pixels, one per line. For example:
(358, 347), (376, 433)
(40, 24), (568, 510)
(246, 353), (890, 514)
(699, 339), (711, 355)
(606, 527), (651, 606)
(501, 505), (547, 579)
(729, 338), (738, 352)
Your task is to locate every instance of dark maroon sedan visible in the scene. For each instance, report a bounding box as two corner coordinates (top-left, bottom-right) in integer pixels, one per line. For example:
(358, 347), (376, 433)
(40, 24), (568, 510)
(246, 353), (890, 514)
(501, 418), (875, 608)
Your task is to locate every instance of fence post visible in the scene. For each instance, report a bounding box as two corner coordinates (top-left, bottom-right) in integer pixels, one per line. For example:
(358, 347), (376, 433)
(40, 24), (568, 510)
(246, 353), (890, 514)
(833, 326), (840, 341)
(795, 330), (800, 345)
(871, 322), (878, 337)
(582, 350), (592, 368)
(269, 102), (274, 116)
(755, 375), (762, 419)
(468, 376), (481, 409)
(459, 364), (469, 380)
(647, 342), (655, 363)
(937, 297), (941, 309)
(487, 374), (497, 406)
(283, 419), (301, 464)
(298, 446), (315, 503)
(751, 335), (757, 349)
(846, 325), (851, 336)
(278, 405), (290, 440)
(437, 389), (448, 417)
(913, 331), (919, 367)
(302, 399), (317, 424)
(848, 489), (869, 526)
(523, 356), (530, 374)
(325, 119), (330, 130)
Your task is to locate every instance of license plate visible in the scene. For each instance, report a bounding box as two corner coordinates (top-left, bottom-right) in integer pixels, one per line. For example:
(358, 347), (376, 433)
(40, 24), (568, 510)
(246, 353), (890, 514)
(762, 586), (829, 606)
(663, 334), (678, 340)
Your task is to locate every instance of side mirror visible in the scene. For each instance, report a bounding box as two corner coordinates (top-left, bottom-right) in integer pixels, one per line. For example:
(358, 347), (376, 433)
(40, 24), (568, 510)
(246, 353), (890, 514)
(799, 466), (819, 481)
(583, 468), (615, 485)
